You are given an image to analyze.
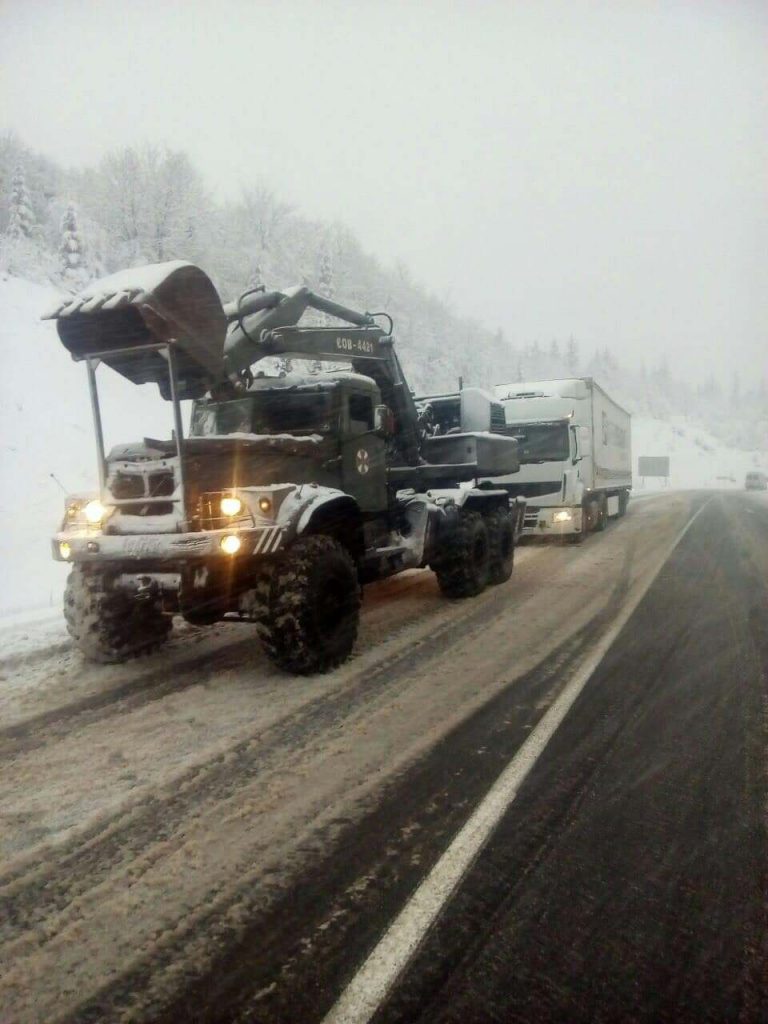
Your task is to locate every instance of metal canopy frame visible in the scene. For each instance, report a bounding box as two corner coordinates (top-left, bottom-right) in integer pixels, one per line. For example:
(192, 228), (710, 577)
(83, 340), (188, 529)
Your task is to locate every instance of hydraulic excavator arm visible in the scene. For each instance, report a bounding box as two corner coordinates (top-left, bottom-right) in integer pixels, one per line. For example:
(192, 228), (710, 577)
(45, 261), (425, 463)
(222, 285), (423, 464)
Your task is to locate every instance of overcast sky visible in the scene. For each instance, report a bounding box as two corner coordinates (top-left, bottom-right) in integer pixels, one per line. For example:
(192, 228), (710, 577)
(1, 0), (766, 385)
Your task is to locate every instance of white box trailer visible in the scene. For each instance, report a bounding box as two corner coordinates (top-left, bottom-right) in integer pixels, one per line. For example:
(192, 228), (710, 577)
(489, 377), (632, 541)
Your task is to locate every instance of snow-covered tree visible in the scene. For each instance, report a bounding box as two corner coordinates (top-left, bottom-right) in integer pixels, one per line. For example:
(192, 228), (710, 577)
(317, 233), (335, 326)
(7, 166), (35, 239)
(318, 237), (333, 301)
(566, 336), (579, 375)
(59, 203), (88, 283)
(90, 146), (211, 268)
(247, 260), (265, 292)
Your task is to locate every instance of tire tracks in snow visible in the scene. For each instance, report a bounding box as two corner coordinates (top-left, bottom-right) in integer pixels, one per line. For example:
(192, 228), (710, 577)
(63, 533), (645, 1024)
(69, 615), (616, 1024)
(0, 572), (440, 760)
(0, 498), (692, 1024)
(0, 633), (258, 759)
(0, 565), (553, 945)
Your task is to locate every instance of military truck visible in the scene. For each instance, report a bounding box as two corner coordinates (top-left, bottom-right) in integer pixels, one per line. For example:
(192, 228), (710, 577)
(46, 261), (520, 674)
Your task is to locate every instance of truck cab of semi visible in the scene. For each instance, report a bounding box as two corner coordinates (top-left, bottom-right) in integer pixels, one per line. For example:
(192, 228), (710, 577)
(488, 378), (632, 541)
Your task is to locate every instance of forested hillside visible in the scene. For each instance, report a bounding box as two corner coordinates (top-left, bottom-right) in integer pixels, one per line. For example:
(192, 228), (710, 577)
(1, 132), (765, 454)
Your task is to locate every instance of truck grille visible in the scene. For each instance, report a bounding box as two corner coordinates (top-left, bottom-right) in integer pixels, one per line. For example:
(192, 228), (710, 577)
(110, 469), (176, 516)
(112, 470), (175, 499)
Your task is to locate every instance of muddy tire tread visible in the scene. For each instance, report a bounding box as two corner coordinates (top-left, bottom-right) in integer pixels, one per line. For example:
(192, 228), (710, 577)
(255, 535), (360, 675)
(432, 510), (491, 599)
(64, 566), (172, 664)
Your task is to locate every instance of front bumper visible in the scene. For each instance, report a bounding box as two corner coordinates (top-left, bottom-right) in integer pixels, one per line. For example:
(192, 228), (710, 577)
(521, 505), (583, 537)
(52, 525), (285, 563)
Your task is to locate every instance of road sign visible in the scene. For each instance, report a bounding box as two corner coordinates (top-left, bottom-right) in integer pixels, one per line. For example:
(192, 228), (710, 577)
(638, 456), (670, 478)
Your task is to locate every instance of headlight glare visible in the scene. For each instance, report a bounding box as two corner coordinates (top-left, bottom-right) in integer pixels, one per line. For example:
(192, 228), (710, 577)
(220, 496), (243, 517)
(59, 541), (72, 559)
(220, 534), (242, 555)
(258, 496), (272, 515)
(553, 509), (573, 523)
(84, 499), (107, 524)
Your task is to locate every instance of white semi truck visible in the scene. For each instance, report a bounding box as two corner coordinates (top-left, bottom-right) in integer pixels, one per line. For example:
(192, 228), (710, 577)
(490, 377), (632, 541)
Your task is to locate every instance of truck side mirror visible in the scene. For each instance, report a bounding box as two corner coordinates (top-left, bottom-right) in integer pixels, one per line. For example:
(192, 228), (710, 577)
(570, 425), (582, 463)
(374, 405), (394, 436)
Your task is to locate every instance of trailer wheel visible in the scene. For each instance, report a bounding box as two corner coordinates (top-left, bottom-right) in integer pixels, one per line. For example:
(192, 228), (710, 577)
(255, 535), (360, 675)
(618, 491), (630, 517)
(585, 497), (606, 533)
(433, 510), (491, 598)
(485, 508), (515, 584)
(64, 565), (172, 663)
(594, 495), (608, 531)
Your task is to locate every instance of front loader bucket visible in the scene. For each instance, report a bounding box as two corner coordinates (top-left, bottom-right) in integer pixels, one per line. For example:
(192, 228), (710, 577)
(44, 261), (228, 399)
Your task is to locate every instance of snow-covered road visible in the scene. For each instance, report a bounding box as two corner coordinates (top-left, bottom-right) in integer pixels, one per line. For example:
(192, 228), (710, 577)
(0, 492), (701, 1023)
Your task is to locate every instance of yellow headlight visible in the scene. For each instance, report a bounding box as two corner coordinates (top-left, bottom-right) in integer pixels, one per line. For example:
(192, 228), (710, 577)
(59, 541), (72, 559)
(220, 534), (242, 555)
(220, 496), (243, 517)
(258, 496), (272, 515)
(84, 499), (107, 524)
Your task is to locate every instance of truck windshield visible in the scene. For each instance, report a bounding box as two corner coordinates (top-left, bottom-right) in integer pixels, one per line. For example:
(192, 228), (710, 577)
(190, 391), (335, 437)
(508, 421), (570, 463)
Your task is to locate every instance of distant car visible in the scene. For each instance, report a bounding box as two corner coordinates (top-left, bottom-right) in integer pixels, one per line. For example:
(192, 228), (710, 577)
(745, 471), (768, 491)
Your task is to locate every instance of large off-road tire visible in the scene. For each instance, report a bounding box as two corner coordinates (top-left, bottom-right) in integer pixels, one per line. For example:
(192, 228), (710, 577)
(432, 510), (491, 599)
(485, 507), (515, 585)
(254, 535), (360, 675)
(64, 565), (172, 663)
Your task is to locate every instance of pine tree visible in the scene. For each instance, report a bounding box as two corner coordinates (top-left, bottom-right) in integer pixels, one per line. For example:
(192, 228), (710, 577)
(59, 203), (87, 281)
(247, 260), (265, 292)
(318, 234), (334, 326)
(566, 336), (579, 375)
(7, 165), (35, 239)
(529, 339), (543, 378)
(548, 338), (561, 370)
(730, 371), (741, 408)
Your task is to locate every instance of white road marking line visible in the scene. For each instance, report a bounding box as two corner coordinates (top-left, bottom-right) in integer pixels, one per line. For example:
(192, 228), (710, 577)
(323, 496), (714, 1024)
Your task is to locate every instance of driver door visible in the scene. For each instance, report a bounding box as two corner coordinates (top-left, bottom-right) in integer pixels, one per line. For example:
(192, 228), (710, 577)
(341, 392), (387, 512)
